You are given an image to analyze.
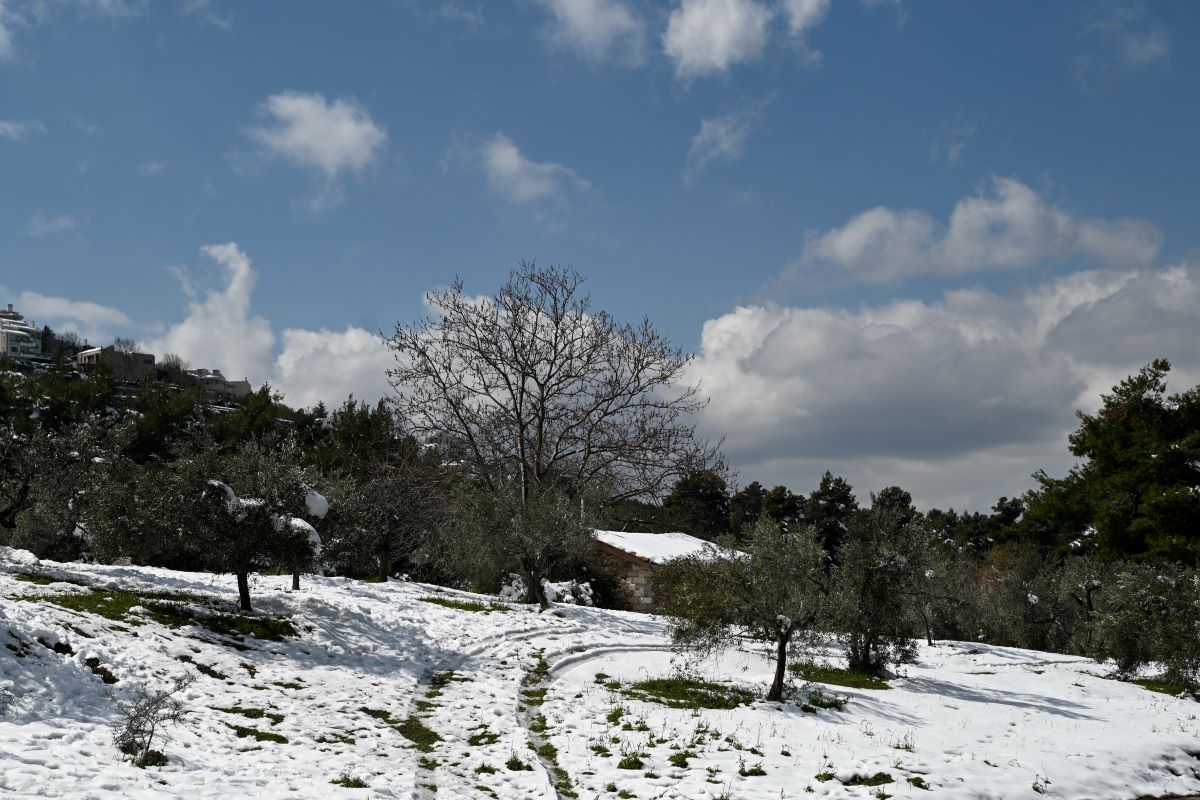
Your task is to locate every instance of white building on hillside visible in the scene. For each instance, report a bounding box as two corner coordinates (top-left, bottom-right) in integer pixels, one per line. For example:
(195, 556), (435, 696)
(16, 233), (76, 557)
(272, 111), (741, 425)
(187, 368), (253, 400)
(0, 304), (42, 361)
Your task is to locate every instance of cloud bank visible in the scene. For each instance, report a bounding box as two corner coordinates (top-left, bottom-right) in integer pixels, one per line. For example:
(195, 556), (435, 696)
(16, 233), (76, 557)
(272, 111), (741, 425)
(693, 263), (1200, 510)
(793, 177), (1162, 284)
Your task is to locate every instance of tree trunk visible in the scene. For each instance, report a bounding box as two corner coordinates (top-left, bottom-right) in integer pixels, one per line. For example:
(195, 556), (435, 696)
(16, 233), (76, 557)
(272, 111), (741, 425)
(527, 569), (550, 611)
(767, 632), (791, 702)
(378, 554), (390, 583)
(236, 572), (252, 612)
(291, 570), (300, 591)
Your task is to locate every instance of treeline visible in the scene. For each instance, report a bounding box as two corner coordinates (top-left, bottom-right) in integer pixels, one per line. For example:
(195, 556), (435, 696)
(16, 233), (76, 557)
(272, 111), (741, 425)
(2, 266), (1198, 693)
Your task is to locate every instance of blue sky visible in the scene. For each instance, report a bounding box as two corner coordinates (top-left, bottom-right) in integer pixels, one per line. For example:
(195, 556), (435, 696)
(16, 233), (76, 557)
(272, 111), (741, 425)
(2, 0), (1198, 510)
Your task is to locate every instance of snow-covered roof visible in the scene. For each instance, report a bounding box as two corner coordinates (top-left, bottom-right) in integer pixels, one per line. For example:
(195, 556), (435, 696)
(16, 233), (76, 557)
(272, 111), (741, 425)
(594, 529), (737, 565)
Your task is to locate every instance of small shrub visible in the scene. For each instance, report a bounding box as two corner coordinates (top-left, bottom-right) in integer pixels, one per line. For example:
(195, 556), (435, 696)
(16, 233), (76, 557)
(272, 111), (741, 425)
(108, 673), (195, 767)
(506, 754), (532, 771)
(738, 761), (766, 777)
(331, 773), (368, 788)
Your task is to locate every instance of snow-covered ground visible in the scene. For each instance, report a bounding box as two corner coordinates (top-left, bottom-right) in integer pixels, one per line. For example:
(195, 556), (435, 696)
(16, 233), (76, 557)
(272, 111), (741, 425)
(1, 550), (1198, 800)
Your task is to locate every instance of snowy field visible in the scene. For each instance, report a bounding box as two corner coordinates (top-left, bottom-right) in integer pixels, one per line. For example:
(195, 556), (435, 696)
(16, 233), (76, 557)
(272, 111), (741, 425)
(1, 550), (1198, 800)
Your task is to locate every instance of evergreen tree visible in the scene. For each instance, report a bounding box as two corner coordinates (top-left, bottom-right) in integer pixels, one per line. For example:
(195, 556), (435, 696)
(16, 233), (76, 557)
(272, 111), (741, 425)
(662, 469), (731, 540)
(806, 471), (858, 563)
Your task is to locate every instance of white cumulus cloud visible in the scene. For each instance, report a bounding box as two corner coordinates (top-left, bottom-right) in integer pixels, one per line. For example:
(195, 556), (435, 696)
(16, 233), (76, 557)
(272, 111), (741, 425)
(480, 133), (590, 205)
(663, 0), (774, 80)
(248, 90), (387, 209)
(534, 0), (647, 65)
(145, 243), (276, 384)
(3, 290), (130, 343)
(138, 243), (391, 410)
(795, 177), (1162, 283)
(273, 326), (393, 411)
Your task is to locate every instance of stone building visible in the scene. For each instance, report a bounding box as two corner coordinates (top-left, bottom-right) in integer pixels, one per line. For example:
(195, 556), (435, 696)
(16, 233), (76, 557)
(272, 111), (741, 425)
(593, 530), (740, 611)
(74, 345), (156, 382)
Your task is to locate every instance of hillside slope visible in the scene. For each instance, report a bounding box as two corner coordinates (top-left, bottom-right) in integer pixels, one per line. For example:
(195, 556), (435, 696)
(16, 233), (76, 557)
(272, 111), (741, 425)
(1, 550), (1198, 800)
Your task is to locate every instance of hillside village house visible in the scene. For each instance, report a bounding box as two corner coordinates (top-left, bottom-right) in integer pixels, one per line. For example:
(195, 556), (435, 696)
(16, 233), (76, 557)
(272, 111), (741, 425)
(74, 345), (156, 382)
(186, 368), (252, 401)
(0, 304), (42, 362)
(594, 529), (739, 610)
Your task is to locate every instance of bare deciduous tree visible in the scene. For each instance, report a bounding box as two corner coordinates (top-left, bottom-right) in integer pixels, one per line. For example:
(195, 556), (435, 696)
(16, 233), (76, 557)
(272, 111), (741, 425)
(386, 262), (718, 607)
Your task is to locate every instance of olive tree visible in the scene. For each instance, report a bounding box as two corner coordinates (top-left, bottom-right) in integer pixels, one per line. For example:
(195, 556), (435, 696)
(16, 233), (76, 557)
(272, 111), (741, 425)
(386, 263), (717, 608)
(656, 518), (828, 702)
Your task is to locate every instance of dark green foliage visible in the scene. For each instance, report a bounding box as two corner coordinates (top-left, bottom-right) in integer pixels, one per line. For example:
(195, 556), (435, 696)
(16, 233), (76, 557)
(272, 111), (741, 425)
(1022, 360), (1200, 562)
(1092, 561), (1200, 687)
(662, 469), (731, 541)
(729, 482), (805, 538)
(657, 518), (828, 701)
(833, 506), (924, 676)
(806, 472), (858, 562)
(330, 774), (369, 788)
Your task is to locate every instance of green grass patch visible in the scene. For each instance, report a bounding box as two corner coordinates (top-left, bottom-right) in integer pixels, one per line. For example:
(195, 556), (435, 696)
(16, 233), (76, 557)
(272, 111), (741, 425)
(24, 588), (295, 641)
(84, 657), (117, 684)
(213, 705), (285, 724)
(506, 755), (531, 771)
(474, 763), (498, 774)
(225, 723), (288, 744)
(522, 687), (548, 706)
(418, 596), (509, 613)
(397, 716), (442, 752)
(739, 762), (767, 777)
(622, 677), (755, 710)
(1134, 678), (1198, 698)
(468, 729), (501, 746)
(907, 776), (930, 789)
(669, 750), (695, 768)
(617, 753), (645, 770)
(844, 772), (894, 787)
(330, 774), (368, 788)
(789, 664), (890, 690)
